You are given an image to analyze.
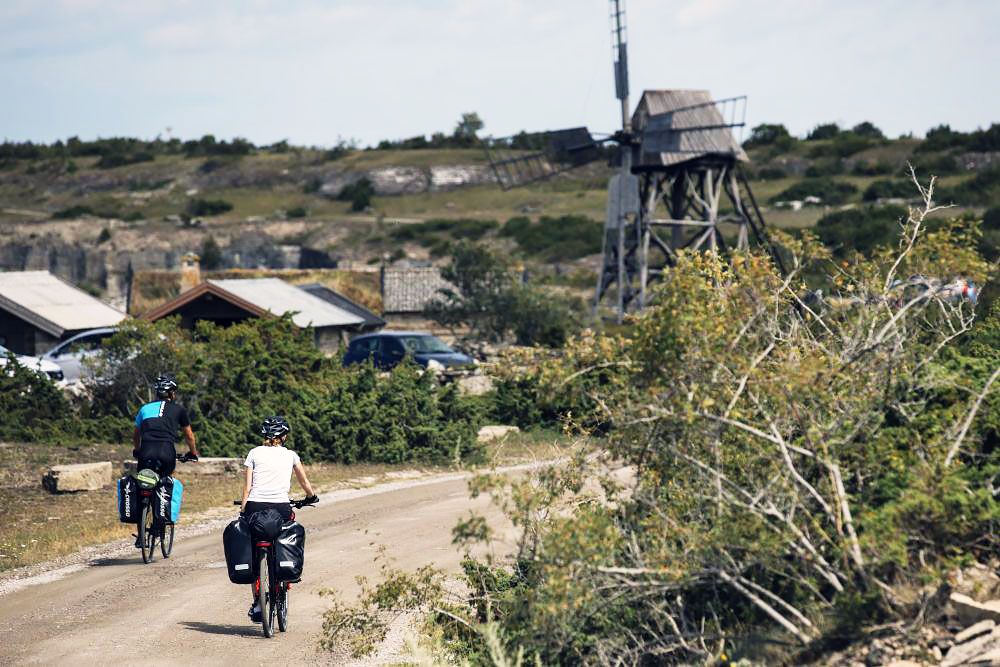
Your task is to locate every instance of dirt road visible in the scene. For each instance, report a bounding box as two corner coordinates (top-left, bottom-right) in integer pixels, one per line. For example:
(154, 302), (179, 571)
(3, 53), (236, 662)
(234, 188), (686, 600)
(0, 469), (521, 666)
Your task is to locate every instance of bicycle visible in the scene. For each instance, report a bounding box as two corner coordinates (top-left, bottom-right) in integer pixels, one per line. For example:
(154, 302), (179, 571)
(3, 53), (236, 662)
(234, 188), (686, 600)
(136, 452), (197, 564)
(234, 497), (317, 637)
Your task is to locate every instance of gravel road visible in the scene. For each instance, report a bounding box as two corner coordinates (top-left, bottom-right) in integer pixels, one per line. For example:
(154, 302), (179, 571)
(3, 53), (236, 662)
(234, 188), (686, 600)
(0, 467), (525, 665)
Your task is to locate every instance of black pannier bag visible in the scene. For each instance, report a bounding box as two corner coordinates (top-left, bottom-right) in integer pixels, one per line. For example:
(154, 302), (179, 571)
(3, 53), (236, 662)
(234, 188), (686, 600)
(223, 517), (255, 584)
(248, 508), (285, 540)
(153, 477), (184, 524)
(116, 475), (140, 524)
(274, 521), (306, 582)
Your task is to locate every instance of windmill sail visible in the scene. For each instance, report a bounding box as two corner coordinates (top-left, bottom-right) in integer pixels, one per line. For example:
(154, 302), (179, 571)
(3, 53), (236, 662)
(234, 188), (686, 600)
(483, 127), (604, 190)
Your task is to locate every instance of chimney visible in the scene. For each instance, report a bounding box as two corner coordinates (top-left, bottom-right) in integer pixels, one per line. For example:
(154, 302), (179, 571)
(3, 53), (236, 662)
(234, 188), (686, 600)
(180, 252), (201, 293)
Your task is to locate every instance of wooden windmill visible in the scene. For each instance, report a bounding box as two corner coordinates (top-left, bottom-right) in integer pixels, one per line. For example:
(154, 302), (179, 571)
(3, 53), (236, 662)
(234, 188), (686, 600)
(483, 0), (784, 321)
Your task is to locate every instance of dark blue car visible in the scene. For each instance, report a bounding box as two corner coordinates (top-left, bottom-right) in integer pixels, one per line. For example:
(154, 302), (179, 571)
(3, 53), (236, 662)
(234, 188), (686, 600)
(342, 331), (475, 371)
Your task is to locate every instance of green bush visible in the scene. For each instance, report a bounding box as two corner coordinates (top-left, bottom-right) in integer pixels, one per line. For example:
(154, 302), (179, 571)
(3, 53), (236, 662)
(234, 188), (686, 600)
(287, 206), (308, 219)
(499, 215), (602, 261)
(186, 198), (233, 217)
(200, 235), (223, 270)
(806, 123), (840, 140)
(815, 204), (908, 256)
(337, 178), (374, 212)
(804, 160), (844, 177)
(808, 131), (876, 158)
(52, 205), (95, 219)
(96, 151), (154, 169)
(743, 123), (795, 150)
(938, 167), (1000, 207)
(862, 179), (914, 201)
(770, 177), (858, 205)
(851, 160), (894, 176)
(79, 317), (484, 463)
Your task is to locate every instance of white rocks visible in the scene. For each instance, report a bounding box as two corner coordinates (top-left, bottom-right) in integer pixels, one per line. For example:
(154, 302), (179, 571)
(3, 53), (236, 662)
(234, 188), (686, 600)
(476, 425), (520, 443)
(42, 462), (112, 493)
(942, 626), (1000, 666)
(952, 593), (1000, 626)
(957, 620), (997, 644)
(457, 374), (493, 396)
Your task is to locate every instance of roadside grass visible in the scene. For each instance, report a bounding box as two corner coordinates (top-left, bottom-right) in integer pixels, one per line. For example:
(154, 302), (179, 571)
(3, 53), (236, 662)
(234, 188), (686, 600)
(0, 432), (574, 573)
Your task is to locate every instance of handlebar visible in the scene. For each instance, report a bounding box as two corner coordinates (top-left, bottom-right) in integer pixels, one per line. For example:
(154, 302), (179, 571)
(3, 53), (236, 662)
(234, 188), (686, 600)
(176, 453), (198, 462)
(232, 497), (318, 509)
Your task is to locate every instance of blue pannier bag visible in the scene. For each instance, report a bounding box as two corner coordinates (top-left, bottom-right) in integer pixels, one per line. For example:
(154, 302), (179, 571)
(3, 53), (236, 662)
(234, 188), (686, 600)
(155, 477), (184, 524)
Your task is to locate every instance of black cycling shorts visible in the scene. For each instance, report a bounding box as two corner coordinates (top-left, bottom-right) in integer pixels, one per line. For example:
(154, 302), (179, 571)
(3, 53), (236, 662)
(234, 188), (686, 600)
(243, 501), (292, 522)
(137, 441), (176, 477)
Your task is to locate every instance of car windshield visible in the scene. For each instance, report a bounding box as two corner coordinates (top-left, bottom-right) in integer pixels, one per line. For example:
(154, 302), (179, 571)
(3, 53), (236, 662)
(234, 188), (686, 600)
(397, 335), (453, 354)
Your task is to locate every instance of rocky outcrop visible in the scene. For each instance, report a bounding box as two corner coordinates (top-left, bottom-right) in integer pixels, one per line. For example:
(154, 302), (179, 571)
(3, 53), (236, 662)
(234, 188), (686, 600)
(42, 462), (112, 492)
(319, 165), (496, 198)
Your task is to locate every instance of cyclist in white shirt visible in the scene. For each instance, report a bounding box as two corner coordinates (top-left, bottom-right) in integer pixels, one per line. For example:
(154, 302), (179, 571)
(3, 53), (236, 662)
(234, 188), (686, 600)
(241, 416), (317, 621)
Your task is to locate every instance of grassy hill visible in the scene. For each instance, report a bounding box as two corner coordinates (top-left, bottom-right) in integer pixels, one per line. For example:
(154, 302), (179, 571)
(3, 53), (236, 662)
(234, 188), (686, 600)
(0, 127), (996, 297)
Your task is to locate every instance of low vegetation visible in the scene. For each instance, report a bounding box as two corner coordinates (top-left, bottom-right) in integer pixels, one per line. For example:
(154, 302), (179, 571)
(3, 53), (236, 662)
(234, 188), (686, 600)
(322, 180), (1000, 664)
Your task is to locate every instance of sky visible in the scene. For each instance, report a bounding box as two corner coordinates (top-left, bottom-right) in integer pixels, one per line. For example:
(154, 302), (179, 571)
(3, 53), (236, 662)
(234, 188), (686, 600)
(1, 0), (997, 147)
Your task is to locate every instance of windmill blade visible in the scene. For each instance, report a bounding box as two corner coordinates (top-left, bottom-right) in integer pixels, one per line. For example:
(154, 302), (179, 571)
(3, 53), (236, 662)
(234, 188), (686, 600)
(484, 127), (605, 190)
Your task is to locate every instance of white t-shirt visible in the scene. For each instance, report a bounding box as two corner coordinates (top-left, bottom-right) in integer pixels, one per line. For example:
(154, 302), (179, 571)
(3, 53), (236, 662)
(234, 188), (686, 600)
(244, 445), (301, 503)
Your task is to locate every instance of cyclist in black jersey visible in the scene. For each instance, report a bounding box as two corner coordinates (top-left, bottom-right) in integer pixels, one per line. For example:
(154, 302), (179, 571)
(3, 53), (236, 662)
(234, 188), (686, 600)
(133, 375), (199, 477)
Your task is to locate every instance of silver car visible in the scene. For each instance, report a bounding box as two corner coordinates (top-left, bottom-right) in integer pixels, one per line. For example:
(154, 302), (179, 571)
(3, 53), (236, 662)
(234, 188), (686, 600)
(42, 327), (117, 382)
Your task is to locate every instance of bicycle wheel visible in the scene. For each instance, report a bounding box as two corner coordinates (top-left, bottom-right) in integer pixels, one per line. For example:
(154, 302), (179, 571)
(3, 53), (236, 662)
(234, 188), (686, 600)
(140, 504), (156, 564)
(277, 584), (288, 632)
(259, 551), (275, 638)
(160, 522), (174, 558)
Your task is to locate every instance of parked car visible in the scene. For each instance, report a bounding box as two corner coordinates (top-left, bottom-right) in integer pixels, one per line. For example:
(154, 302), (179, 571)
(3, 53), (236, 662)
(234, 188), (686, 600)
(342, 332), (475, 371)
(41, 327), (117, 383)
(0, 344), (65, 384)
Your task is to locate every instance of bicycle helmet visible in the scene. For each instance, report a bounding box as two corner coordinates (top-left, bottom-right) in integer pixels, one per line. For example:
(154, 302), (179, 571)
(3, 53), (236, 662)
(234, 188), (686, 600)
(260, 415), (290, 440)
(153, 374), (178, 398)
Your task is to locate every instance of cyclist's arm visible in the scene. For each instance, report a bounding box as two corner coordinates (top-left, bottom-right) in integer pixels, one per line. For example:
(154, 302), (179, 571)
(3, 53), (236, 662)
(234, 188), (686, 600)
(240, 466), (252, 513)
(293, 461), (315, 497)
(132, 427), (140, 451)
(181, 425), (198, 457)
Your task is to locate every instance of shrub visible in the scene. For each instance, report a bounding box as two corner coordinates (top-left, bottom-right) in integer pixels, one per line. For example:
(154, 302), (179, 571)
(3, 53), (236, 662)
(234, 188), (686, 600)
(808, 131), (875, 158)
(186, 198), (233, 217)
(95, 151), (154, 169)
(499, 215), (602, 261)
(0, 354), (79, 442)
(428, 241), (582, 347)
(804, 160), (844, 177)
(743, 123), (795, 150)
(337, 178), (374, 212)
(851, 160), (894, 176)
(862, 179), (914, 201)
(815, 204), (908, 256)
(302, 177), (322, 194)
(851, 120), (885, 139)
(287, 206), (308, 219)
(938, 167), (1000, 206)
(770, 177), (858, 205)
(200, 235), (223, 270)
(52, 205), (95, 219)
(806, 123), (840, 140)
(80, 317), (485, 463)
(755, 166), (787, 180)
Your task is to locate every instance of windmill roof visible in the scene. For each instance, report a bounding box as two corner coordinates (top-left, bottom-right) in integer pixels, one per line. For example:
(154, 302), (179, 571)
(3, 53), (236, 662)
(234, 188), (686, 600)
(632, 89), (748, 168)
(0, 271), (127, 337)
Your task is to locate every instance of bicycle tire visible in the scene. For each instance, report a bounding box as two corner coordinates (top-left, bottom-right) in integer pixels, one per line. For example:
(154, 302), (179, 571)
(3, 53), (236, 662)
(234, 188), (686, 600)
(259, 551), (274, 638)
(140, 504), (156, 564)
(160, 522), (174, 558)
(277, 584), (288, 632)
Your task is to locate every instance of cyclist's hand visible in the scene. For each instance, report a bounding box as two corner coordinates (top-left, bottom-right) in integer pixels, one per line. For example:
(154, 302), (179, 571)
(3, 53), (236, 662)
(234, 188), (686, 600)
(187, 453), (199, 462)
(303, 495), (319, 505)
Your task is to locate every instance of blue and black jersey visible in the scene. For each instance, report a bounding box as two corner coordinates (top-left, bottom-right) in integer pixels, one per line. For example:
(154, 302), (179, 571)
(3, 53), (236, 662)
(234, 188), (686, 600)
(135, 400), (191, 447)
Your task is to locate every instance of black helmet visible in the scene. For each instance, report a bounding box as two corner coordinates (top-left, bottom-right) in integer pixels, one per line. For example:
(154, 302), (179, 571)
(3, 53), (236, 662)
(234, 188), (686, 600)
(260, 416), (290, 440)
(153, 374), (178, 398)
